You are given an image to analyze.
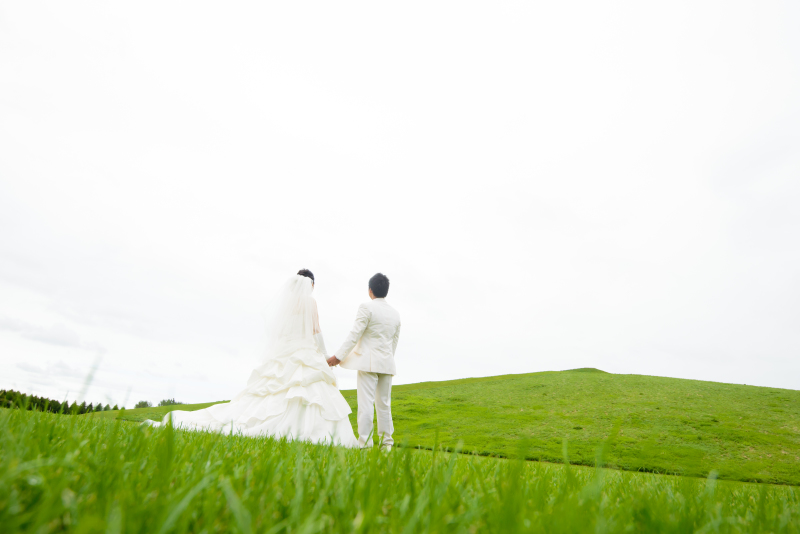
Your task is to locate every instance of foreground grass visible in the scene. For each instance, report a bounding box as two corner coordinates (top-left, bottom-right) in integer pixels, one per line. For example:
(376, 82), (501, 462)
(101, 369), (800, 486)
(4, 408), (800, 533)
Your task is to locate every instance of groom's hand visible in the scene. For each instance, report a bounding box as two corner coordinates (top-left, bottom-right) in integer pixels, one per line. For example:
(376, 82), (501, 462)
(327, 356), (341, 367)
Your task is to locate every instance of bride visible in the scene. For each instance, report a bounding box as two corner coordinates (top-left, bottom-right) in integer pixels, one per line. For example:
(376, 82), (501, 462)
(144, 269), (359, 447)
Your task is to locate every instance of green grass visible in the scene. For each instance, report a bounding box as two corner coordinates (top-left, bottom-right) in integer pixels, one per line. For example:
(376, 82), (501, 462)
(3, 408), (800, 533)
(91, 401), (226, 423)
(102, 369), (800, 486)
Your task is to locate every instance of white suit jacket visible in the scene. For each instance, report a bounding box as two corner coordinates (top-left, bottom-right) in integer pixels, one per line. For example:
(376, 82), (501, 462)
(335, 298), (401, 375)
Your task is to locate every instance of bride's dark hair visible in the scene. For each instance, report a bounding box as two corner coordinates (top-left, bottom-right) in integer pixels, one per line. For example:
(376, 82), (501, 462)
(297, 269), (314, 282)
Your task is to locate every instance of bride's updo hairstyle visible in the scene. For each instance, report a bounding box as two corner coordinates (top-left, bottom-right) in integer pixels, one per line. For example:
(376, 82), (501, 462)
(369, 273), (390, 298)
(297, 269), (314, 283)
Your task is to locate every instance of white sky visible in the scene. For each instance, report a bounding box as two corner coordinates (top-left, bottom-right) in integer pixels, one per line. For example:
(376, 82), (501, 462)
(1, 2), (799, 407)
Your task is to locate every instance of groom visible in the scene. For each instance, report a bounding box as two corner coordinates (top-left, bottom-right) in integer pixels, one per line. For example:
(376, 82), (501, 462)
(327, 273), (401, 450)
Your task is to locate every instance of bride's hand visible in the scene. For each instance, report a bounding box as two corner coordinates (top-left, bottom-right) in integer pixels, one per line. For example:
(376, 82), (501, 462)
(326, 356), (340, 367)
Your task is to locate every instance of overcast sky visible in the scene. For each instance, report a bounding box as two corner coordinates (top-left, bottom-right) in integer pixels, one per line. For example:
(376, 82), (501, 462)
(1, 2), (799, 408)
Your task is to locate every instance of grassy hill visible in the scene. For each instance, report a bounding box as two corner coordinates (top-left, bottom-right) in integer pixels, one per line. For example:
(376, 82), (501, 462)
(96, 369), (800, 485)
(93, 401), (225, 422)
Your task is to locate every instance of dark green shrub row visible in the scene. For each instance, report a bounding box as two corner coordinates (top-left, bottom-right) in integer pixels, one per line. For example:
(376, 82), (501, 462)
(0, 389), (117, 415)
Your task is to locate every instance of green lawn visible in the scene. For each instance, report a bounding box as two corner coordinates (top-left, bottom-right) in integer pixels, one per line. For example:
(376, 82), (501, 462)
(91, 401), (226, 423)
(98, 369), (800, 485)
(4, 408), (800, 533)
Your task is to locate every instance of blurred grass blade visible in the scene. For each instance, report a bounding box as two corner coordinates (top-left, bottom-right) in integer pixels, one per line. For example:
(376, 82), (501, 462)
(221, 477), (254, 534)
(156, 474), (214, 534)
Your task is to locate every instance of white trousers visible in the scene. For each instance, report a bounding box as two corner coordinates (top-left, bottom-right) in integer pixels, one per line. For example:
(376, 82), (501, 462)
(356, 371), (394, 448)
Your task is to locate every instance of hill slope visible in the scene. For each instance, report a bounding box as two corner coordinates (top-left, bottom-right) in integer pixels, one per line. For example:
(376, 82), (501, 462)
(97, 369), (800, 485)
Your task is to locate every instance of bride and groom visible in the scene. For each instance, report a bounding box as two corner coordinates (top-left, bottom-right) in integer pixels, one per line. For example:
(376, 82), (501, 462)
(147, 270), (401, 450)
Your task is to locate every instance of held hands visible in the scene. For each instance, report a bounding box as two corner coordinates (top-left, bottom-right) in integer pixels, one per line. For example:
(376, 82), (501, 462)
(326, 355), (341, 367)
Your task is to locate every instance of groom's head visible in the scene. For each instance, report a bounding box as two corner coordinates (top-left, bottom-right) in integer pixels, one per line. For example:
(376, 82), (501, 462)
(368, 273), (390, 299)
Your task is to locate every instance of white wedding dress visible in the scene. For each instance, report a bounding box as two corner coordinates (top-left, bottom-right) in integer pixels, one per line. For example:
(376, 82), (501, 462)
(144, 275), (359, 447)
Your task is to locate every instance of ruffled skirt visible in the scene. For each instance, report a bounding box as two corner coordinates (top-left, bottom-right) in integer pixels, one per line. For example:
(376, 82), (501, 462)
(145, 343), (358, 447)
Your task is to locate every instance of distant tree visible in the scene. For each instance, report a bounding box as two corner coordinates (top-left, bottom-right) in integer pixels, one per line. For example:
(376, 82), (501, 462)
(112, 404), (119, 411)
(0, 390), (104, 416)
(134, 400), (153, 409)
(104, 404), (111, 411)
(158, 398), (184, 407)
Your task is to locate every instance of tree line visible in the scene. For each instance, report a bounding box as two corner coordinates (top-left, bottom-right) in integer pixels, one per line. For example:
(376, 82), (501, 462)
(0, 389), (118, 415)
(135, 398), (184, 409)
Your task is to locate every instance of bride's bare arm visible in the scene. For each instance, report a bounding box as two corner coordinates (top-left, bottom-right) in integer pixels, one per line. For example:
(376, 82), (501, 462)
(311, 299), (331, 356)
(312, 299), (321, 335)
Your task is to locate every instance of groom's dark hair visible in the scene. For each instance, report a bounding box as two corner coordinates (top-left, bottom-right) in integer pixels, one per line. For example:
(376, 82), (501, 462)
(369, 273), (390, 298)
(297, 269), (314, 282)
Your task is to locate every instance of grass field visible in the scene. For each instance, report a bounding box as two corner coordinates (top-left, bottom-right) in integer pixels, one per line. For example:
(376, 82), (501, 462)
(92, 402), (226, 423)
(3, 407), (800, 533)
(99, 369), (800, 486)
